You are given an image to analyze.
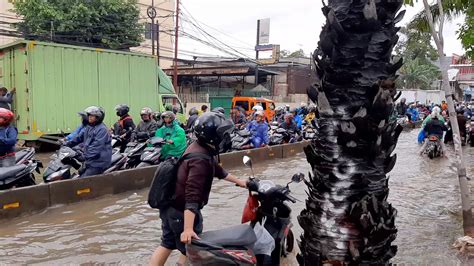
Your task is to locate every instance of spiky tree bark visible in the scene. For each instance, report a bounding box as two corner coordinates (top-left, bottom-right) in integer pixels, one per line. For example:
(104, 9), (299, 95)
(298, 0), (404, 264)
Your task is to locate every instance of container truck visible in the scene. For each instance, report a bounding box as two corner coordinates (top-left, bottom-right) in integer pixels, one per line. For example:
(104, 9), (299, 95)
(0, 40), (184, 145)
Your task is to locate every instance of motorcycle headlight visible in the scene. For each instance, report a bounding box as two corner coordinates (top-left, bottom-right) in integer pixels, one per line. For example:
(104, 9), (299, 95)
(48, 168), (69, 180)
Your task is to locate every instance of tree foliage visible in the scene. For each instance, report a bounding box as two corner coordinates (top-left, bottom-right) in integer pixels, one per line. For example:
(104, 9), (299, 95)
(280, 48), (307, 58)
(394, 27), (441, 89)
(406, 0), (474, 60)
(12, 0), (144, 50)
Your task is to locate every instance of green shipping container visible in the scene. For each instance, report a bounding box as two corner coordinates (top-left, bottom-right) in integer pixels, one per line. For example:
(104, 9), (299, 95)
(0, 40), (185, 141)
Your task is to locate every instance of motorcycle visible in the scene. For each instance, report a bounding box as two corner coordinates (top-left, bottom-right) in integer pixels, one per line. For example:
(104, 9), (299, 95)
(269, 128), (286, 146)
(15, 147), (36, 165)
(468, 118), (474, 147)
(0, 158), (42, 190)
(136, 137), (165, 168)
(187, 156), (303, 266)
(43, 146), (82, 182)
(123, 141), (148, 169)
(231, 128), (252, 151)
(44, 146), (127, 182)
(301, 124), (317, 140)
(425, 135), (442, 159)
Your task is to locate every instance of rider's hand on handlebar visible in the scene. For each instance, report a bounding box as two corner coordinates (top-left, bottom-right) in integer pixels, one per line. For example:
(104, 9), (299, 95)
(181, 229), (200, 244)
(235, 179), (247, 188)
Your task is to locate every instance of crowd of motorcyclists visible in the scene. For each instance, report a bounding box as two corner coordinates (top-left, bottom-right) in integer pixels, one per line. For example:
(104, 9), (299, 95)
(0, 98), (317, 184)
(395, 98), (474, 158)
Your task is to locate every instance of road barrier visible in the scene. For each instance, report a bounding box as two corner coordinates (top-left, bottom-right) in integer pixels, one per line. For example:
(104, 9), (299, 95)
(0, 141), (310, 220)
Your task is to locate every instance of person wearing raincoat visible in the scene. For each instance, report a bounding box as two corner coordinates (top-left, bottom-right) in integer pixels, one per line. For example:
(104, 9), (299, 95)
(155, 111), (187, 160)
(246, 111), (269, 148)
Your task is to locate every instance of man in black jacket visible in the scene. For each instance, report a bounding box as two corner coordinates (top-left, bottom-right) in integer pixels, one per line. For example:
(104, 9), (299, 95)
(149, 112), (247, 266)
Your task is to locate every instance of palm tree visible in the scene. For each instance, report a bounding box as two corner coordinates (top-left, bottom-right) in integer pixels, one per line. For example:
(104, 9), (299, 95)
(399, 58), (441, 90)
(298, 0), (404, 264)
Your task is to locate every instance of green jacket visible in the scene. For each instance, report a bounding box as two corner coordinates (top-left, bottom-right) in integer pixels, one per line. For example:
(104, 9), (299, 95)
(155, 121), (187, 159)
(422, 115), (445, 128)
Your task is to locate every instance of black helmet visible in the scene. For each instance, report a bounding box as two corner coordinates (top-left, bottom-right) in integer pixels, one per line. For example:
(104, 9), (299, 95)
(84, 106), (105, 124)
(172, 106), (179, 114)
(189, 107), (199, 116)
(161, 111), (176, 121)
(212, 107), (225, 115)
(78, 111), (88, 126)
(194, 112), (234, 153)
(153, 112), (162, 122)
(115, 104), (129, 117)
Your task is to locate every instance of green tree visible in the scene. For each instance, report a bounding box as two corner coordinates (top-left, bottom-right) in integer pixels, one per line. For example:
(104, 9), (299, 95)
(407, 0), (474, 59)
(298, 0), (401, 264)
(288, 49), (306, 57)
(398, 58), (441, 89)
(394, 27), (441, 90)
(12, 0), (144, 50)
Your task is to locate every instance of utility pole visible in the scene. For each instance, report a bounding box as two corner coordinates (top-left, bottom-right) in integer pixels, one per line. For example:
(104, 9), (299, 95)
(173, 0), (180, 89)
(255, 20), (260, 86)
(157, 23), (160, 66)
(151, 0), (155, 55)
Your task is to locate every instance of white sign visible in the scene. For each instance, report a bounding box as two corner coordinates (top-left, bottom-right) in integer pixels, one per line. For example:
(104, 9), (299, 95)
(258, 18), (270, 44)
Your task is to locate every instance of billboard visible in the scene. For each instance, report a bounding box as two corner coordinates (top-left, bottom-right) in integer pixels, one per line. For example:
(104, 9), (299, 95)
(258, 18), (270, 44)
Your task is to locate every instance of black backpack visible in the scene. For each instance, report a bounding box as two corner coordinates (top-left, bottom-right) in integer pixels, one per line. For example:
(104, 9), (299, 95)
(147, 153), (212, 209)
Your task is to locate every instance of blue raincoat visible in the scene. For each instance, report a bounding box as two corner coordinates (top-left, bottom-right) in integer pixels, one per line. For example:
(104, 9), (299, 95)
(247, 120), (269, 148)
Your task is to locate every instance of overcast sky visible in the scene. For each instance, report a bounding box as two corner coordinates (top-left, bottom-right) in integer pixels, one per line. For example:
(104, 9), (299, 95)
(178, 0), (465, 60)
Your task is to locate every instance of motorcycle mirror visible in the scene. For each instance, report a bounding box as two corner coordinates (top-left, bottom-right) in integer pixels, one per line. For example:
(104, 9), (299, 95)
(291, 173), (305, 183)
(242, 156), (255, 177)
(243, 156), (252, 168)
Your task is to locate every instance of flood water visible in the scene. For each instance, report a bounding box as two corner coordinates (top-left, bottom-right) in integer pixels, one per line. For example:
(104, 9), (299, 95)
(1, 130), (472, 265)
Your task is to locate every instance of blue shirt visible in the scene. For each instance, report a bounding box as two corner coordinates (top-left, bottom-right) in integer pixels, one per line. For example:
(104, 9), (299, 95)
(0, 126), (17, 156)
(247, 121), (269, 145)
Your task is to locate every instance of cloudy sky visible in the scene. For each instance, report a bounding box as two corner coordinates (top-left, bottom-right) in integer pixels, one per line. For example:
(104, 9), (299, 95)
(177, 0), (465, 60)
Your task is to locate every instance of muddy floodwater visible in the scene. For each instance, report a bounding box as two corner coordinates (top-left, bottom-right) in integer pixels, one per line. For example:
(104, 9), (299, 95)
(1, 130), (472, 264)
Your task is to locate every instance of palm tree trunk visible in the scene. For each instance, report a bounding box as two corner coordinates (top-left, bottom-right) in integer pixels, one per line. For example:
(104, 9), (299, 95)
(298, 0), (404, 264)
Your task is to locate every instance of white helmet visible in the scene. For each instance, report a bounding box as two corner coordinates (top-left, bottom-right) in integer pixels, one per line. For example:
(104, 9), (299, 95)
(255, 110), (265, 117)
(252, 105), (264, 112)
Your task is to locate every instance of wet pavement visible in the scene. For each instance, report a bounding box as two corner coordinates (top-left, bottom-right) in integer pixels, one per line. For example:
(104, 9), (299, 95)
(1, 130), (472, 264)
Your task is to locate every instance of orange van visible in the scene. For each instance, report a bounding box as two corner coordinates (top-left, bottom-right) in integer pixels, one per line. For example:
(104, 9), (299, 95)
(232, 97), (276, 122)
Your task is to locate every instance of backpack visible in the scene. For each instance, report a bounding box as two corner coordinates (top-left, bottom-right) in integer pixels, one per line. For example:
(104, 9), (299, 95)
(147, 153), (213, 209)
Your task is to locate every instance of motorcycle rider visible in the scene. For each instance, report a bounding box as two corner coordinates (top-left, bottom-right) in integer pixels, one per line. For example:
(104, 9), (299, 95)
(273, 106), (286, 123)
(65, 112), (88, 142)
(185, 107), (199, 131)
(305, 106), (317, 128)
(132, 107), (158, 142)
(153, 112), (164, 128)
(112, 104), (135, 152)
(280, 113), (299, 132)
(291, 108), (303, 130)
(247, 110), (269, 148)
(406, 104), (419, 122)
(149, 112), (247, 266)
(395, 98), (408, 116)
(231, 106), (247, 127)
(154, 111), (187, 160)
(419, 108), (447, 155)
(0, 108), (17, 167)
(457, 108), (467, 144)
(0, 87), (15, 110)
(65, 106), (112, 177)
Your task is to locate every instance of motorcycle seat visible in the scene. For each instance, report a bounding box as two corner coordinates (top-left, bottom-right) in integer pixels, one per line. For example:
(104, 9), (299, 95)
(0, 165), (27, 180)
(111, 153), (124, 165)
(198, 224), (257, 247)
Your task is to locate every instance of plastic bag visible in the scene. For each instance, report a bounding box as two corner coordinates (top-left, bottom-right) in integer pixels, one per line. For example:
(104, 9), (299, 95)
(241, 194), (259, 223)
(417, 128), (426, 144)
(251, 221), (275, 256)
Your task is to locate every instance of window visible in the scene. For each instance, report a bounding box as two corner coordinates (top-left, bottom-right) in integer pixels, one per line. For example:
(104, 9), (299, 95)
(145, 23), (159, 40)
(269, 102), (276, 110)
(235, 101), (249, 111)
(257, 102), (267, 110)
(162, 96), (183, 114)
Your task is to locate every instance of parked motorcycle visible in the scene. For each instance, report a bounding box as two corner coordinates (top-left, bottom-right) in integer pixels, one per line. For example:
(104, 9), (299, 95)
(302, 125), (317, 140)
(269, 128), (286, 146)
(425, 135), (442, 159)
(187, 156), (303, 266)
(0, 159), (42, 190)
(136, 137), (165, 168)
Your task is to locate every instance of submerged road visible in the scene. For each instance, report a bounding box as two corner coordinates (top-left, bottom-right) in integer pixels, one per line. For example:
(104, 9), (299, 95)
(1, 130), (472, 264)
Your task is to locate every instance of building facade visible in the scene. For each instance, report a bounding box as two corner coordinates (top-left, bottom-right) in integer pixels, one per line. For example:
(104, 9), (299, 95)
(0, 0), (175, 68)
